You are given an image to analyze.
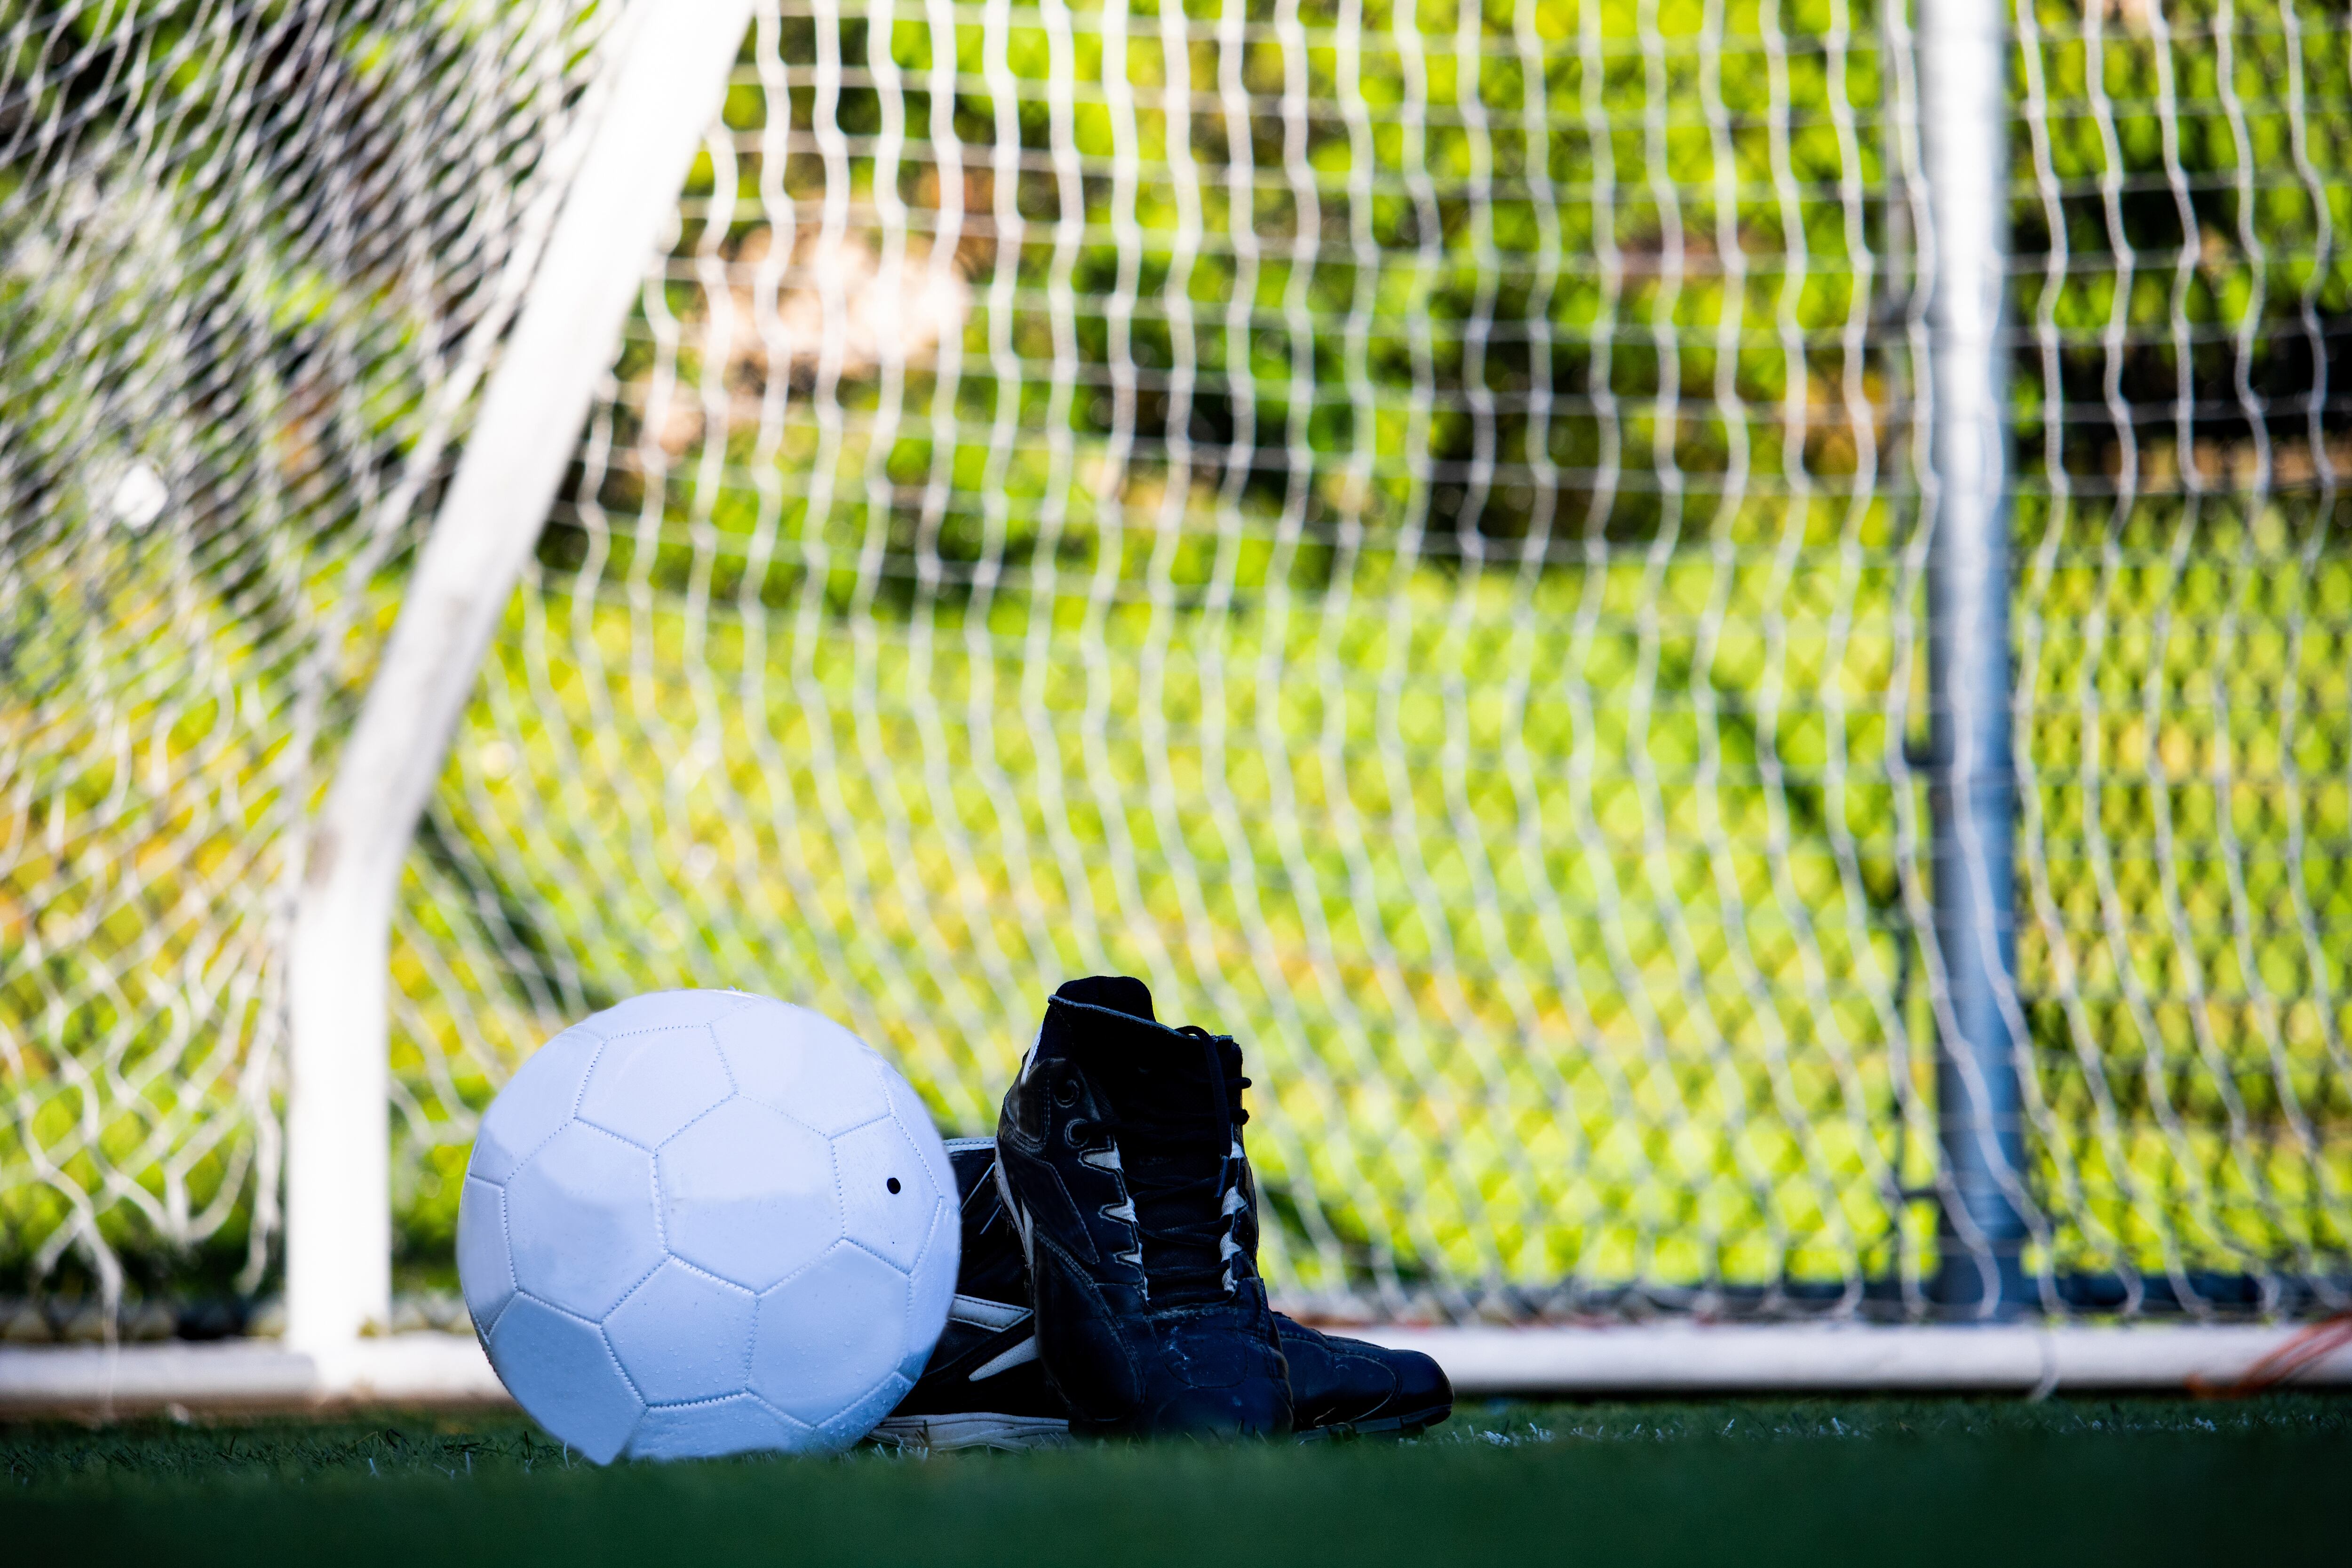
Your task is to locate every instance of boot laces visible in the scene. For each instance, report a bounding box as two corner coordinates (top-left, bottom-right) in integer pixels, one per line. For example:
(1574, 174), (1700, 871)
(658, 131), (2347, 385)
(1190, 1025), (1254, 1282)
(1070, 1027), (1249, 1304)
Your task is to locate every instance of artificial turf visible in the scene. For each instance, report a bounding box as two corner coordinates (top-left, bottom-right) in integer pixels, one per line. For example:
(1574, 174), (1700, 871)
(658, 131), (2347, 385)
(3, 1395), (2344, 1567)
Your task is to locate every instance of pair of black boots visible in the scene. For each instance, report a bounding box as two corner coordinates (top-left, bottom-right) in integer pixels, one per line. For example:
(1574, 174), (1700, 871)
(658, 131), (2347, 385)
(874, 977), (1451, 1446)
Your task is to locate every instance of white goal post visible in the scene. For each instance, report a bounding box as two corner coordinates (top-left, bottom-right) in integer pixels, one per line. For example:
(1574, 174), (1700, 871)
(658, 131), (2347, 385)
(283, 0), (760, 1373)
(5, 0), (2352, 1410)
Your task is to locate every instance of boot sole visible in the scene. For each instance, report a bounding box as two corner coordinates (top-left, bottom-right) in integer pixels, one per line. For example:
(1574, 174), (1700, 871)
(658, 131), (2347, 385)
(1295, 1403), (1453, 1442)
(871, 1405), (1445, 1448)
(868, 1412), (1073, 1453)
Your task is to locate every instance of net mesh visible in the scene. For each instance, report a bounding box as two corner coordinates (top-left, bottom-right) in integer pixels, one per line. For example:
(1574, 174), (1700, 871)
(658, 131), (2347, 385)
(2007, 0), (2352, 1312)
(404, 0), (2352, 1319)
(6, 0), (2350, 1323)
(0, 0), (602, 1305)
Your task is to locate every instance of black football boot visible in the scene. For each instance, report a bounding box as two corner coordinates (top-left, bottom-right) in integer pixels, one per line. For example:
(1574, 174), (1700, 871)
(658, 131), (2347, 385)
(994, 976), (1291, 1437)
(871, 1139), (1073, 1452)
(1209, 1033), (1454, 1439)
(893, 1119), (1449, 1441)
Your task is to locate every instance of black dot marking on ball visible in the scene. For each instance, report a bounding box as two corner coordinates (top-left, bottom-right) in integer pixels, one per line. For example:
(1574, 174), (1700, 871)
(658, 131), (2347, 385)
(887, 1177), (902, 1194)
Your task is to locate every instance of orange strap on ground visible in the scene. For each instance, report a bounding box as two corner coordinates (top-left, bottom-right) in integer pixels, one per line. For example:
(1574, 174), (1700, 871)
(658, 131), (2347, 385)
(2188, 1314), (2352, 1399)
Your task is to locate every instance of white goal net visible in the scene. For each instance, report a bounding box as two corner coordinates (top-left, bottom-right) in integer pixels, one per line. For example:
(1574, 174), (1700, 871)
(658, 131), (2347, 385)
(4, 0), (2349, 1329)
(0, 0), (603, 1313)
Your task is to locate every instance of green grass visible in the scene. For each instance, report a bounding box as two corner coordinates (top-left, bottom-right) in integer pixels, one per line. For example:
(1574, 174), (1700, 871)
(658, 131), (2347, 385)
(4, 1396), (2345, 1566)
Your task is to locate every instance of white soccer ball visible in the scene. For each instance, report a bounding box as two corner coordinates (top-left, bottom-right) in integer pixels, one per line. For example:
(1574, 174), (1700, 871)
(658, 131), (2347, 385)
(455, 990), (958, 1462)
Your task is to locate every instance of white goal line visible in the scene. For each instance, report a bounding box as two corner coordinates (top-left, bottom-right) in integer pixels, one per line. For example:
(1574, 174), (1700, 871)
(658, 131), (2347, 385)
(3, 1325), (2346, 1418)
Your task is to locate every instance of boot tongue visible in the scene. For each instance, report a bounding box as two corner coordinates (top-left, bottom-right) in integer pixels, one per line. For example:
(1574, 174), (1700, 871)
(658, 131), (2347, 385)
(1054, 974), (1155, 1020)
(1083, 1021), (1220, 1136)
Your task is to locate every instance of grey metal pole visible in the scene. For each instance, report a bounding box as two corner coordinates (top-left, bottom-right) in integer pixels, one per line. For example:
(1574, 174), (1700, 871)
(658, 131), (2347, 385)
(1917, 0), (2026, 1316)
